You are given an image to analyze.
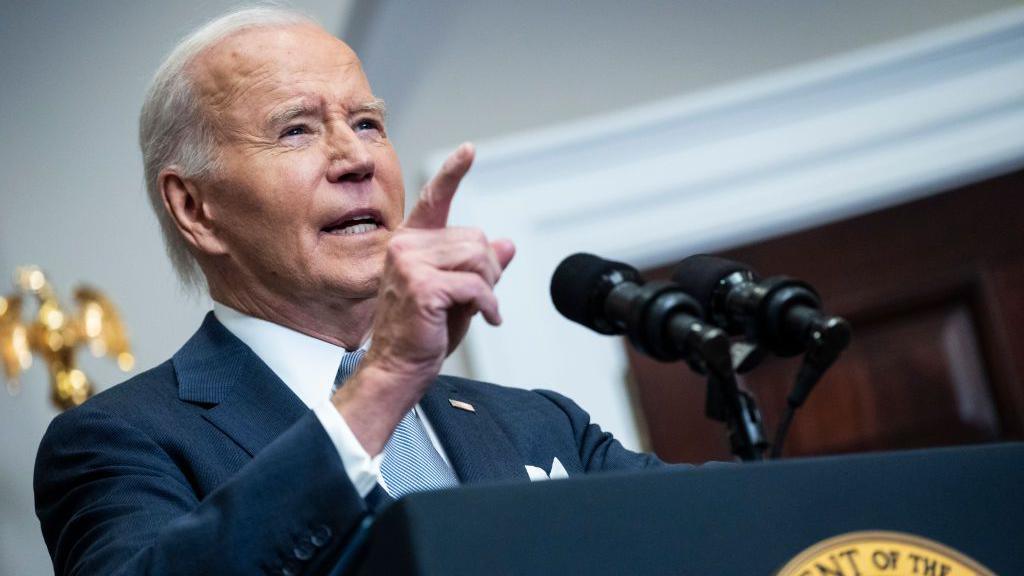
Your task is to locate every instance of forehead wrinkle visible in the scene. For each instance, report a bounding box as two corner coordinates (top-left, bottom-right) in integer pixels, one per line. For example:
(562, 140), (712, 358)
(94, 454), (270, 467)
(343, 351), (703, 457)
(198, 57), (276, 112)
(190, 28), (320, 121)
(192, 24), (359, 98)
(192, 52), (281, 139)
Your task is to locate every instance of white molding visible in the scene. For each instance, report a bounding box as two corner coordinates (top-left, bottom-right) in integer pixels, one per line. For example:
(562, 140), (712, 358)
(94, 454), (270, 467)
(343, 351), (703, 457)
(428, 7), (1024, 451)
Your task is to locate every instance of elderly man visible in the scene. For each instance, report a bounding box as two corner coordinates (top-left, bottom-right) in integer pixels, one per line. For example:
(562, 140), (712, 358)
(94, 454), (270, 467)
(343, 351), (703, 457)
(35, 7), (661, 575)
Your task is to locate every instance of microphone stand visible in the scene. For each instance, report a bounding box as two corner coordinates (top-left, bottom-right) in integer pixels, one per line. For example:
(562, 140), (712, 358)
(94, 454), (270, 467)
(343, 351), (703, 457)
(670, 317), (768, 462)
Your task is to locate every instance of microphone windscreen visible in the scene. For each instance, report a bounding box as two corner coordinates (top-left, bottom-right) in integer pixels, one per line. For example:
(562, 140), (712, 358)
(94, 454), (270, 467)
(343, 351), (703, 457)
(671, 255), (751, 310)
(550, 253), (637, 330)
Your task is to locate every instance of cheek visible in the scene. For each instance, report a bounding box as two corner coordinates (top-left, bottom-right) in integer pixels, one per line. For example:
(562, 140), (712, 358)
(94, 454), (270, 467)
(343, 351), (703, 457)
(213, 153), (328, 253)
(253, 153), (329, 229)
(275, 155), (331, 258)
(270, 154), (329, 207)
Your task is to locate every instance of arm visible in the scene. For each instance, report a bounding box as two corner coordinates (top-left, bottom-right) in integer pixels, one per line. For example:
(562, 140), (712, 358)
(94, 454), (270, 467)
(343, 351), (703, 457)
(534, 389), (665, 472)
(35, 406), (366, 576)
(331, 143), (515, 456)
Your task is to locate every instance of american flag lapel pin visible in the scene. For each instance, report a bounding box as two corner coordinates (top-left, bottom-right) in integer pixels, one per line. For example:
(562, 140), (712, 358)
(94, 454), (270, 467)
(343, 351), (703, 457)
(448, 398), (476, 413)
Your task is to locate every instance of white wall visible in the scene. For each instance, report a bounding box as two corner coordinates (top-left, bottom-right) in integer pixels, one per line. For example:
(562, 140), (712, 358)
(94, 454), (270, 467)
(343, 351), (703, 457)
(0, 1), (1016, 574)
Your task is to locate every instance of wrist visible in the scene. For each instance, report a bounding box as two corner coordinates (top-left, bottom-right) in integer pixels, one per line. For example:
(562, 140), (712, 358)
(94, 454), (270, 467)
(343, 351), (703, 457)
(364, 346), (443, 388)
(331, 363), (431, 455)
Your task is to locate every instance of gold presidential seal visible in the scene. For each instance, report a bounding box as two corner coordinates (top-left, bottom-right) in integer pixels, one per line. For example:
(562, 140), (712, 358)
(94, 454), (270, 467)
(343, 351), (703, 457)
(776, 531), (996, 576)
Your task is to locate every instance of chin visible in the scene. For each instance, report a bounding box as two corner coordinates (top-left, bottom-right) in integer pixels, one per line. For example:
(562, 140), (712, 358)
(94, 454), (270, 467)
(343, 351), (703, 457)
(322, 268), (382, 299)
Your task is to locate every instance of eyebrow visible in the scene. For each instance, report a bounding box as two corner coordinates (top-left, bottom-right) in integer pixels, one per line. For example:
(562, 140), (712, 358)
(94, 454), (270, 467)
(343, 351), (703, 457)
(353, 98), (388, 120)
(266, 101), (323, 129)
(266, 98), (388, 129)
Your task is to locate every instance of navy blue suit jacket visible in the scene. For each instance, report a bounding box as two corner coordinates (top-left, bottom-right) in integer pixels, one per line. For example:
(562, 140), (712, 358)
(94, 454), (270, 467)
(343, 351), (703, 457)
(34, 313), (661, 575)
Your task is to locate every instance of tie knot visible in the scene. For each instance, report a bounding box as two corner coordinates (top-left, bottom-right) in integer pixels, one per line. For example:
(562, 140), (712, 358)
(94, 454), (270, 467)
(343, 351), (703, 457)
(333, 348), (366, 390)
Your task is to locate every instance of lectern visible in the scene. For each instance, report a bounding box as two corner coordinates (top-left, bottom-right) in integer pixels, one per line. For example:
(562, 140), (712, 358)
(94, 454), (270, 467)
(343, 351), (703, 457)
(349, 443), (1023, 575)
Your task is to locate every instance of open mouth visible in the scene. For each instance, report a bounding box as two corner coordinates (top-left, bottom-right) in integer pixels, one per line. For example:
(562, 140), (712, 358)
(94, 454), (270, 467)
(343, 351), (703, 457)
(321, 210), (384, 236)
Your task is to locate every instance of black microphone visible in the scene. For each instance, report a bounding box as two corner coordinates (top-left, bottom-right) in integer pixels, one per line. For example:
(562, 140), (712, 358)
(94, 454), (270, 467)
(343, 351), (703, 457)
(550, 253), (725, 364)
(553, 253), (769, 460)
(672, 255), (850, 358)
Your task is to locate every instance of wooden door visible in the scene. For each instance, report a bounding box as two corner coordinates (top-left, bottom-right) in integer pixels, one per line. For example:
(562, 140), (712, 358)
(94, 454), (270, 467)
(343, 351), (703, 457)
(627, 169), (1024, 462)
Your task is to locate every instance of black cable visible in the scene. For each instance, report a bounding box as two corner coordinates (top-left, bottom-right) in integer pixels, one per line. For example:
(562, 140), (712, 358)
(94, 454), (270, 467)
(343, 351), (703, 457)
(771, 359), (821, 459)
(771, 315), (852, 458)
(770, 404), (796, 459)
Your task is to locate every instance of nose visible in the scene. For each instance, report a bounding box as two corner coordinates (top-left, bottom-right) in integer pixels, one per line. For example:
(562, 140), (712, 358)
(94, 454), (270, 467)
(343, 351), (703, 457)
(325, 129), (375, 184)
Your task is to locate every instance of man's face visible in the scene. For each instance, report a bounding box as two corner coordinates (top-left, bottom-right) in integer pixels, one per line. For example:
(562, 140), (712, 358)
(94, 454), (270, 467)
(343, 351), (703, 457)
(191, 24), (404, 303)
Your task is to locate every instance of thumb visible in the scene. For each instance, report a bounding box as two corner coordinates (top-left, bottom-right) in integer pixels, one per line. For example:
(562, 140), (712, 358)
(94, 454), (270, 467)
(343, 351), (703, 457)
(491, 238), (516, 273)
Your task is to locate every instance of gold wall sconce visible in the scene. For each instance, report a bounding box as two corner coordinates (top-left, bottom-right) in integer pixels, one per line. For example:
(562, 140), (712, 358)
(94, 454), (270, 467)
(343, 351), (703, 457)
(0, 266), (133, 410)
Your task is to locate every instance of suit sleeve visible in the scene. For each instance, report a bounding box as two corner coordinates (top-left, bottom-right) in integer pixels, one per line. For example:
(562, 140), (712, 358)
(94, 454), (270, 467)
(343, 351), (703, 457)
(533, 389), (665, 472)
(34, 406), (369, 576)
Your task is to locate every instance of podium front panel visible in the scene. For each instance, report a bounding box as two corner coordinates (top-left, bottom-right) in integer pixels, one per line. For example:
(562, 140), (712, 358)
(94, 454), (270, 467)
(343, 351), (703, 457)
(356, 443), (1023, 575)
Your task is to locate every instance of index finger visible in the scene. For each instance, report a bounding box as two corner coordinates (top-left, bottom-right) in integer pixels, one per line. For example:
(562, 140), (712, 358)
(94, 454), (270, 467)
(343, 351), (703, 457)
(404, 142), (474, 229)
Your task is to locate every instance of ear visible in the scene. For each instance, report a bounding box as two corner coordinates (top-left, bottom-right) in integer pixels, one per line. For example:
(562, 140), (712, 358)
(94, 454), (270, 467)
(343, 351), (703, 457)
(159, 168), (229, 257)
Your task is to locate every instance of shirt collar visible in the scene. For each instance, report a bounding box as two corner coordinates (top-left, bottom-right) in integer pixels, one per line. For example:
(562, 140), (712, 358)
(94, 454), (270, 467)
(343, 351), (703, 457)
(212, 302), (369, 409)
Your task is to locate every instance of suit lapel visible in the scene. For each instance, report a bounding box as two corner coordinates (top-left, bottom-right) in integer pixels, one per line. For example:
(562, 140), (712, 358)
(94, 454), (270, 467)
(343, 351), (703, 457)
(420, 377), (528, 484)
(173, 313), (307, 457)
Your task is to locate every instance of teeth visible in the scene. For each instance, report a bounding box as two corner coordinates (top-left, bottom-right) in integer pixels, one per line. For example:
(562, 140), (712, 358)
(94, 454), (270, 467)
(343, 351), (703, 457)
(337, 222), (379, 235)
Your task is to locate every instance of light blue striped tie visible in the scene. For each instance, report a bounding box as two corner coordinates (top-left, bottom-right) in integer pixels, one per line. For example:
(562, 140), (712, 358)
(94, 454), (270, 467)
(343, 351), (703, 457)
(333, 349), (459, 498)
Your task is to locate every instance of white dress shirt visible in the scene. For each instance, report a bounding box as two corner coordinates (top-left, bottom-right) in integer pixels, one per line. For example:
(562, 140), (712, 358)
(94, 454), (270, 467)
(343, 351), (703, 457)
(212, 303), (453, 497)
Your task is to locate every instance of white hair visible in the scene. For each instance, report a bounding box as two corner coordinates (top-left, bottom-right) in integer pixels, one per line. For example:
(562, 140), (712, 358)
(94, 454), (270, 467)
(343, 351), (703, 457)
(139, 6), (316, 289)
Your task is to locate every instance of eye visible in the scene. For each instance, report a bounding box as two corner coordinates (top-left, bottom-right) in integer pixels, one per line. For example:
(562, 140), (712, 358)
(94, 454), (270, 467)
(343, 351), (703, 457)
(354, 118), (384, 134)
(280, 124), (311, 138)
